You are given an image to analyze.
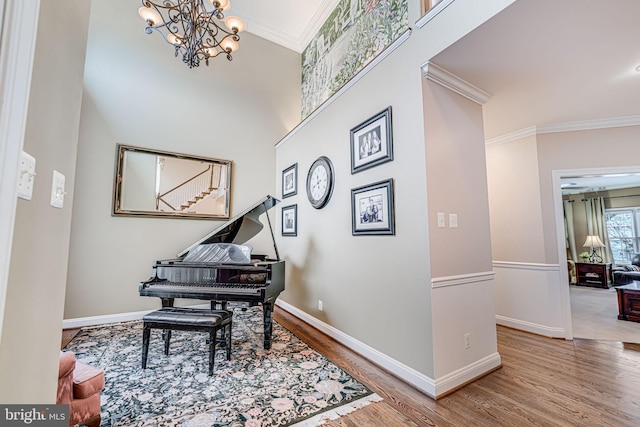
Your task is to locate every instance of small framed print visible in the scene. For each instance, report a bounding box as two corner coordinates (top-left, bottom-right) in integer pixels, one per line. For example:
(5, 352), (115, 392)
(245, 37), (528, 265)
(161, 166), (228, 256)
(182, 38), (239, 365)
(281, 204), (297, 236)
(350, 107), (393, 174)
(351, 179), (395, 236)
(282, 163), (298, 198)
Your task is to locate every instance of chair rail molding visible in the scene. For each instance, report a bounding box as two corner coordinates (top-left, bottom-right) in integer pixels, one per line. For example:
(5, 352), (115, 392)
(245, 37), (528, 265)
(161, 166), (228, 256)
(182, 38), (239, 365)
(431, 271), (495, 288)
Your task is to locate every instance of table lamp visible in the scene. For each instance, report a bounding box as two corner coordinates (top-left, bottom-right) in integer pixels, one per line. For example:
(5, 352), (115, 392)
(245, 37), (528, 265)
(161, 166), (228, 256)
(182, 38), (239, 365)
(583, 235), (605, 263)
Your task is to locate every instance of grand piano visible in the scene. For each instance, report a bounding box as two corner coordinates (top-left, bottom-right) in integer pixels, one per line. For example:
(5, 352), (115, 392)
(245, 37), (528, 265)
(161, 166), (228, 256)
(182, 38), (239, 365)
(139, 195), (284, 349)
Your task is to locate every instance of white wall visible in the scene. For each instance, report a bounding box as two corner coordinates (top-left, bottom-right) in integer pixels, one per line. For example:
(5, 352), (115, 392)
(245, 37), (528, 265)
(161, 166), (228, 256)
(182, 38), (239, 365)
(0, 0), (90, 403)
(274, 0), (513, 397)
(64, 0), (301, 319)
(423, 71), (500, 389)
(486, 135), (545, 262)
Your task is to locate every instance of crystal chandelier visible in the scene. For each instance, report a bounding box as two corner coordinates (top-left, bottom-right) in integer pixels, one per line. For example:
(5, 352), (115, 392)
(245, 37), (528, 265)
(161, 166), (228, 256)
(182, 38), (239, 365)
(138, 0), (246, 68)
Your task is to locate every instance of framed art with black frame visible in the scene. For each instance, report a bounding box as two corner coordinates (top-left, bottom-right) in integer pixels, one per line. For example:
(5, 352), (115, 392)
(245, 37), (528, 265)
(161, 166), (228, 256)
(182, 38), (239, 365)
(281, 204), (297, 236)
(351, 179), (395, 236)
(282, 163), (298, 198)
(350, 107), (393, 174)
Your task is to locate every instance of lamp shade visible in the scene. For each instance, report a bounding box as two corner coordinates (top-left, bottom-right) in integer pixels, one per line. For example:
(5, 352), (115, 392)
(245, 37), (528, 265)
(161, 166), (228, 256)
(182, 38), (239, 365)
(583, 235), (605, 248)
(220, 38), (239, 52)
(138, 7), (162, 25)
(225, 16), (246, 33)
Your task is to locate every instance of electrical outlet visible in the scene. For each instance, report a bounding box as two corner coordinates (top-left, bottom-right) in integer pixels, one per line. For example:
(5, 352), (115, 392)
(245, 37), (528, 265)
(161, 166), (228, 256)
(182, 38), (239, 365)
(449, 213), (458, 228)
(464, 332), (471, 350)
(318, 300), (323, 311)
(17, 151), (36, 200)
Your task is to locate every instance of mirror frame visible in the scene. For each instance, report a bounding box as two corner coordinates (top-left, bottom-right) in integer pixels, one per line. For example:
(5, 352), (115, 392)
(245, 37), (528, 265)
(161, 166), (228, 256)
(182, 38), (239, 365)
(112, 144), (232, 220)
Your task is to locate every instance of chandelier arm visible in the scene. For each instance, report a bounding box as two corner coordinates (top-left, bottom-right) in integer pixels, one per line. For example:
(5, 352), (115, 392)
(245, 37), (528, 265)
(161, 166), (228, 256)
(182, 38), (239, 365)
(140, 0), (241, 68)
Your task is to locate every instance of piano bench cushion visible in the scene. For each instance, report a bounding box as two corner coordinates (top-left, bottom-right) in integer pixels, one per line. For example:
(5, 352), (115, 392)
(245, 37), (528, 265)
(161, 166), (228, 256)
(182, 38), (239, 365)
(143, 307), (232, 329)
(142, 307), (233, 375)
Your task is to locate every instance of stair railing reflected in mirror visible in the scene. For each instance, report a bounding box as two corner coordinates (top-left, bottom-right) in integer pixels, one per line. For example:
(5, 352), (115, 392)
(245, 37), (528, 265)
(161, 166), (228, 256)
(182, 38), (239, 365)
(112, 144), (232, 219)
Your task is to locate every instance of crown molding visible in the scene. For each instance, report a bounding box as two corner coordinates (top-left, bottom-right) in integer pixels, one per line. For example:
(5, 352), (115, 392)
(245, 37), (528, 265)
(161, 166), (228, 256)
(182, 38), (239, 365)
(422, 61), (492, 105)
(485, 116), (640, 145)
(298, 0), (341, 53)
(244, 0), (340, 53)
(537, 116), (640, 134)
(246, 22), (306, 52)
(484, 126), (537, 145)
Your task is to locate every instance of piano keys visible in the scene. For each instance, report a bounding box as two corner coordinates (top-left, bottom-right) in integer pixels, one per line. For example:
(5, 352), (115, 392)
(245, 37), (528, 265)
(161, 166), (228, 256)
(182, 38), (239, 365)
(139, 195), (285, 349)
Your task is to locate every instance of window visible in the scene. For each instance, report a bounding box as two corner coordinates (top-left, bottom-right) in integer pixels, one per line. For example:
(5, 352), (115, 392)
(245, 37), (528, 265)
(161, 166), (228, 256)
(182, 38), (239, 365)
(605, 208), (640, 264)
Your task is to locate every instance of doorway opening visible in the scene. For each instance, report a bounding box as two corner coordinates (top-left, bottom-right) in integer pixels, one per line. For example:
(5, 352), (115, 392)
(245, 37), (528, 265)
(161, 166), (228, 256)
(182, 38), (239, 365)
(553, 166), (640, 343)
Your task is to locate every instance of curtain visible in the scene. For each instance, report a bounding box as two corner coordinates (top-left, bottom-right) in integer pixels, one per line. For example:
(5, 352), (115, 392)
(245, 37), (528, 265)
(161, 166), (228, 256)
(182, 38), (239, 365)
(584, 197), (613, 263)
(563, 200), (577, 262)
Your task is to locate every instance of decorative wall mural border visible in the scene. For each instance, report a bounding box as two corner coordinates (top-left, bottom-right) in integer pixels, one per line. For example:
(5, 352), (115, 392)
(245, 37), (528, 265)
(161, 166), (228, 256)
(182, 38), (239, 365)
(301, 0), (409, 119)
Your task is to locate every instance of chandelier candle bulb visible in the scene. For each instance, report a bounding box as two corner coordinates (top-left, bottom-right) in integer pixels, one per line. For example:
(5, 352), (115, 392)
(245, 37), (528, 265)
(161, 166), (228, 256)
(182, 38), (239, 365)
(139, 0), (244, 68)
(221, 38), (239, 53)
(211, 0), (230, 11)
(138, 7), (161, 25)
(225, 16), (246, 33)
(167, 33), (183, 46)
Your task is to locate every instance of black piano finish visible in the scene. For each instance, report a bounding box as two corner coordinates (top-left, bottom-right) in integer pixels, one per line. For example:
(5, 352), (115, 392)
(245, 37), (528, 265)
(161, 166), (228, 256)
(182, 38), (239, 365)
(138, 196), (285, 349)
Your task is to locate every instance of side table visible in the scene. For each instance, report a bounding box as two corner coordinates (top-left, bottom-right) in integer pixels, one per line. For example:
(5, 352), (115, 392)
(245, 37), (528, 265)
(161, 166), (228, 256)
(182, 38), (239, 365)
(575, 262), (612, 288)
(616, 282), (640, 323)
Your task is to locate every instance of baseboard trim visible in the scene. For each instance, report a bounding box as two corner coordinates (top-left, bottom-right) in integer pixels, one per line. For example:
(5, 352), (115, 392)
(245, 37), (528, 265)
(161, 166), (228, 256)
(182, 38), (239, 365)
(66, 300), (500, 398)
(434, 352), (502, 397)
(63, 303), (209, 329)
(275, 299), (437, 398)
(496, 315), (565, 338)
(276, 299), (501, 399)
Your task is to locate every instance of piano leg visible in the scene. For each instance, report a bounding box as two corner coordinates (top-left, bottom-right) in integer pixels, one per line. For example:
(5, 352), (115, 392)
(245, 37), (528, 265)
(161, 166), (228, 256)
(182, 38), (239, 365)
(263, 302), (274, 350)
(160, 299), (174, 346)
(210, 301), (228, 310)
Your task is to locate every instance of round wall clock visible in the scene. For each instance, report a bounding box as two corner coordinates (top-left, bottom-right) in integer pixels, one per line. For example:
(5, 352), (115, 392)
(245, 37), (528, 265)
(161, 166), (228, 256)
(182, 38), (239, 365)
(306, 156), (334, 209)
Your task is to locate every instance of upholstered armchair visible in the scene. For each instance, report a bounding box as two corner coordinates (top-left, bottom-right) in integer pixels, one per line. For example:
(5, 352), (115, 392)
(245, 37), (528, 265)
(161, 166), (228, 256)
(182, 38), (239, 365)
(57, 351), (104, 427)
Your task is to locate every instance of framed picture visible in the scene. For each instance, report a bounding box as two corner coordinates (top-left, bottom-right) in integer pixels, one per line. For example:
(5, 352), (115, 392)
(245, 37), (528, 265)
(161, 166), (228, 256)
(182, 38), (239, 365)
(350, 107), (393, 174)
(281, 204), (297, 236)
(351, 179), (395, 236)
(282, 163), (298, 198)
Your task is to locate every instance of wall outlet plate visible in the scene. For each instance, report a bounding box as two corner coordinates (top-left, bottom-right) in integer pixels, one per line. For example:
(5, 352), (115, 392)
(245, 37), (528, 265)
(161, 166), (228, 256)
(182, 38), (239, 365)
(17, 151), (36, 200)
(50, 170), (65, 208)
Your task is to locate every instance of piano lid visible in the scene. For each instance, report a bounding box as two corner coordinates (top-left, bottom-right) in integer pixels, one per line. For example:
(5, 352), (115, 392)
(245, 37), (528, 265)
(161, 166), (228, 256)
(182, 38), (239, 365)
(177, 195), (280, 259)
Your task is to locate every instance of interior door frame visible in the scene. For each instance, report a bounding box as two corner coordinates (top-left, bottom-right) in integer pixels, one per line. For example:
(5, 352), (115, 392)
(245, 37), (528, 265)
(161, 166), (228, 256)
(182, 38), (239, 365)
(0, 0), (40, 345)
(552, 165), (640, 340)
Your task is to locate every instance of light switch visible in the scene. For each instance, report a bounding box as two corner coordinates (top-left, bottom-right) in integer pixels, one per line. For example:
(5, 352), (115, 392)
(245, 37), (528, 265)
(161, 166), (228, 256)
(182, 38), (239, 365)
(449, 213), (458, 228)
(17, 151), (36, 200)
(437, 212), (445, 228)
(50, 170), (66, 209)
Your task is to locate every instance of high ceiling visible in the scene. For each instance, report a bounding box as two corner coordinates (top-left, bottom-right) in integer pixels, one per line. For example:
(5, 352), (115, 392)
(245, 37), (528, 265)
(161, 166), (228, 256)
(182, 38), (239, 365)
(237, 0), (640, 194)
(430, 0), (640, 140)
(229, 0), (339, 52)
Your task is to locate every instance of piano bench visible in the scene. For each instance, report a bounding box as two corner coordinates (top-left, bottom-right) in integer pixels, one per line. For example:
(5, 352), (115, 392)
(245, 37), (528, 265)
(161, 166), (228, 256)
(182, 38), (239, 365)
(141, 307), (233, 375)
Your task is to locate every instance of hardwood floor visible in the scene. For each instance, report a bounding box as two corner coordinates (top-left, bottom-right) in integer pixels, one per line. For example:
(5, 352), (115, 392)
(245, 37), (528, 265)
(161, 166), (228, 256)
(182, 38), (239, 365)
(61, 327), (80, 349)
(274, 307), (640, 426)
(62, 308), (639, 425)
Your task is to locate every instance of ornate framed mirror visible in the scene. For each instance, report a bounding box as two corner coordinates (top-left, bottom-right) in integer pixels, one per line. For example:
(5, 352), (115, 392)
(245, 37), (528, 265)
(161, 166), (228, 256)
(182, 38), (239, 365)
(112, 144), (232, 219)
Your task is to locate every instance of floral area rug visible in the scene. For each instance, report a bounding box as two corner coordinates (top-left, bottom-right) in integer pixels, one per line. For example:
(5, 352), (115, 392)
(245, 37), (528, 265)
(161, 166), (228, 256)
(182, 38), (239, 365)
(64, 306), (381, 426)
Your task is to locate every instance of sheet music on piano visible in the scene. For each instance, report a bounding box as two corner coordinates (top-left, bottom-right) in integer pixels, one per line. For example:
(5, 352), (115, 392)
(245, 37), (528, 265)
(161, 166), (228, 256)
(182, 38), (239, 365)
(138, 195), (285, 349)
